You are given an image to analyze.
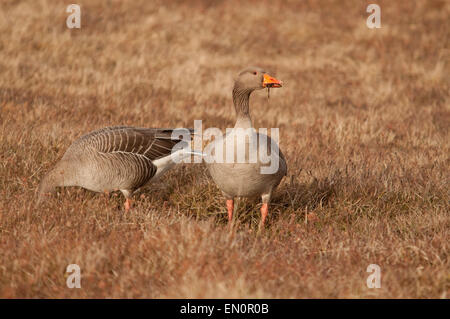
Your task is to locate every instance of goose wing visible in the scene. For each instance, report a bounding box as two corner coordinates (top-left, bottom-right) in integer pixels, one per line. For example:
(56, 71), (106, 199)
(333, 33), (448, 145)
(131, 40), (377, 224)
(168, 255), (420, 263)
(65, 126), (192, 190)
(74, 126), (191, 160)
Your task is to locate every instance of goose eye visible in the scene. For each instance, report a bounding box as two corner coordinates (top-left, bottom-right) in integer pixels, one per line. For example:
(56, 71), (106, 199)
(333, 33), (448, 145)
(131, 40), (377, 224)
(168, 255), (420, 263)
(253, 71), (257, 75)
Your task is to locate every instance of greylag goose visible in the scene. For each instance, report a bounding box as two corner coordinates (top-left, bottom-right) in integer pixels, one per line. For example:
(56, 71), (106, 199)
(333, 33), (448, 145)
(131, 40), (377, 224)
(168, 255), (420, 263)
(38, 126), (195, 211)
(206, 67), (287, 227)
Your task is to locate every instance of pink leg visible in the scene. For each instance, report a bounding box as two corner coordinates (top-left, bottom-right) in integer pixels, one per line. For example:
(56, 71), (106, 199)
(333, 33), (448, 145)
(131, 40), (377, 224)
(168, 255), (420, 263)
(260, 203), (269, 226)
(124, 198), (132, 212)
(226, 199), (234, 223)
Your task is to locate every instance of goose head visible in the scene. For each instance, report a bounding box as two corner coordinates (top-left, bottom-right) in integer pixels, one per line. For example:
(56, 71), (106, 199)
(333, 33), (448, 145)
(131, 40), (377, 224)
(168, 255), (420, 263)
(234, 67), (283, 91)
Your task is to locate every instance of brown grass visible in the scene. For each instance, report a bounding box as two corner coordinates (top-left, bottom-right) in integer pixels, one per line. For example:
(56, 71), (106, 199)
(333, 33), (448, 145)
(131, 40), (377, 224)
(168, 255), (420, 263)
(0, 0), (449, 298)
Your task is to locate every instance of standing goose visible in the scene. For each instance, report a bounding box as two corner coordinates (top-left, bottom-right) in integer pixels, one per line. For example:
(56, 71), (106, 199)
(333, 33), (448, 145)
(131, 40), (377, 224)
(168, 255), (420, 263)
(38, 126), (195, 210)
(206, 66), (287, 227)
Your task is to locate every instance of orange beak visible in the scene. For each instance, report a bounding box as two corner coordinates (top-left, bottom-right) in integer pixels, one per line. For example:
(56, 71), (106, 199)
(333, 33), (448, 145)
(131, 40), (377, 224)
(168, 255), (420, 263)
(263, 73), (283, 88)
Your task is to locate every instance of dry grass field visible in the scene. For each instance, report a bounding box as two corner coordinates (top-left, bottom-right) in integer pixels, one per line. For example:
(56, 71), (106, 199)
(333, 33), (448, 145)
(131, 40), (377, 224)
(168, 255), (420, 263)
(0, 0), (449, 298)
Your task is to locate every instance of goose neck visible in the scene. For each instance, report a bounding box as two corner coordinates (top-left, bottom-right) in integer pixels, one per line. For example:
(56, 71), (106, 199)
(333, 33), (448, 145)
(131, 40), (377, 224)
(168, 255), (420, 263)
(232, 84), (253, 128)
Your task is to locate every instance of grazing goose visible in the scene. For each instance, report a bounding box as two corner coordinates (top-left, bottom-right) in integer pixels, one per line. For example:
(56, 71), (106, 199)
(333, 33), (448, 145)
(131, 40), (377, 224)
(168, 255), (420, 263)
(38, 126), (195, 210)
(205, 67), (287, 227)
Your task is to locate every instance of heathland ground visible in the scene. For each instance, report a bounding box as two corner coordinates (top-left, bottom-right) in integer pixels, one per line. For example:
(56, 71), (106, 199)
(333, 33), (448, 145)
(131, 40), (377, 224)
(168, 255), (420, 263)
(0, 0), (448, 298)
